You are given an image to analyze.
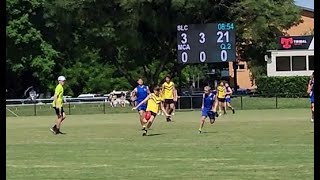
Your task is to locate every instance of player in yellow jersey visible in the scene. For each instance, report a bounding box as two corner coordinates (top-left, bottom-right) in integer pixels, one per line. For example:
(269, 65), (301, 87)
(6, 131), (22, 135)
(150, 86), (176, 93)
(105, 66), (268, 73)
(50, 76), (67, 135)
(162, 75), (177, 122)
(132, 86), (170, 136)
(216, 81), (226, 115)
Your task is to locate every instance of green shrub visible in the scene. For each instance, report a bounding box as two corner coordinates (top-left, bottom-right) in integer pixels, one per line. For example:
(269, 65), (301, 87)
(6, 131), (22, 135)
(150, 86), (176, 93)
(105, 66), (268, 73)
(256, 76), (310, 97)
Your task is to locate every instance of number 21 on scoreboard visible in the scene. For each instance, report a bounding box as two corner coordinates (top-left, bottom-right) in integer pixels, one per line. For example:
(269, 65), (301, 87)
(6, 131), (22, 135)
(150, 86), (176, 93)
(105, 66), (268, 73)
(216, 31), (230, 62)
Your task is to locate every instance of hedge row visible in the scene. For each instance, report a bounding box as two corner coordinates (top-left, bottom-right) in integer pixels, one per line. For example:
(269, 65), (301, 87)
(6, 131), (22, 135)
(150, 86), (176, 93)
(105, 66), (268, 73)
(256, 76), (310, 97)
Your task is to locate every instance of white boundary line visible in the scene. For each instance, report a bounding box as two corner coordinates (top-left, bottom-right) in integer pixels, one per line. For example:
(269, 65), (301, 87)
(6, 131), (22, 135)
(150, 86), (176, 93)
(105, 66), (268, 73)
(6, 107), (19, 117)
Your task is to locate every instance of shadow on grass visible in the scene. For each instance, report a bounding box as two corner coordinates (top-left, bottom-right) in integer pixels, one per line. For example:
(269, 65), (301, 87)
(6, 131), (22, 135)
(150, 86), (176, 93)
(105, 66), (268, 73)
(57, 132), (67, 135)
(202, 131), (218, 134)
(147, 133), (163, 136)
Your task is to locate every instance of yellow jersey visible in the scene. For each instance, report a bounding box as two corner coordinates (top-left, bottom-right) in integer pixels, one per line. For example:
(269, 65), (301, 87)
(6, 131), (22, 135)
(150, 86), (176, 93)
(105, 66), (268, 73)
(217, 86), (226, 99)
(52, 84), (64, 108)
(146, 93), (163, 114)
(162, 81), (175, 99)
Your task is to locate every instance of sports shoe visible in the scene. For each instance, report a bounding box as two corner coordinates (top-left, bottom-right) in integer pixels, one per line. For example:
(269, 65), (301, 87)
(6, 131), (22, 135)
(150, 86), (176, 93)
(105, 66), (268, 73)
(232, 109), (235, 114)
(311, 119), (314, 123)
(142, 130), (148, 136)
(56, 130), (65, 135)
(166, 117), (172, 122)
(198, 129), (202, 134)
(50, 128), (57, 135)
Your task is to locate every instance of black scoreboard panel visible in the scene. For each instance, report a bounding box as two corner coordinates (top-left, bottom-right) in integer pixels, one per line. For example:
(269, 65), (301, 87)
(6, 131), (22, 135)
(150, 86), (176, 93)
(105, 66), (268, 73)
(177, 23), (236, 64)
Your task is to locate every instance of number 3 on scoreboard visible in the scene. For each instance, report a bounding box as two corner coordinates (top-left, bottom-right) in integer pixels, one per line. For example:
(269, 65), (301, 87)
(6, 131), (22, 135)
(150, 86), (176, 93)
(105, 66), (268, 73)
(199, 32), (205, 43)
(181, 33), (187, 44)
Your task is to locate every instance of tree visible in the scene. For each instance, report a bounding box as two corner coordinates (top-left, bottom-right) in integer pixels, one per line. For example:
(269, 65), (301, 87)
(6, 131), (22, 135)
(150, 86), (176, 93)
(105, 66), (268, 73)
(6, 0), (303, 97)
(6, 0), (58, 97)
(231, 0), (301, 78)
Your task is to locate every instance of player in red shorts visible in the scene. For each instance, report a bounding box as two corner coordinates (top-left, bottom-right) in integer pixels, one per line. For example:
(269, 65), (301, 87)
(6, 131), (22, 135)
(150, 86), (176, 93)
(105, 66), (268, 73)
(132, 86), (170, 136)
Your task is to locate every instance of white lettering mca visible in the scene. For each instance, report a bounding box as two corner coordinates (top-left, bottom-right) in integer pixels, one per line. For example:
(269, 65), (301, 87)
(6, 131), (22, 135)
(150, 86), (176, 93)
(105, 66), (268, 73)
(178, 44), (190, 50)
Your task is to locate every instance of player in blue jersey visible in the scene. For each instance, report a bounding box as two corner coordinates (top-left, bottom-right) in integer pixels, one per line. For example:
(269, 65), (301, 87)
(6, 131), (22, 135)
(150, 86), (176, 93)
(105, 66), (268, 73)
(307, 72), (314, 122)
(131, 79), (150, 127)
(225, 83), (235, 114)
(198, 86), (218, 134)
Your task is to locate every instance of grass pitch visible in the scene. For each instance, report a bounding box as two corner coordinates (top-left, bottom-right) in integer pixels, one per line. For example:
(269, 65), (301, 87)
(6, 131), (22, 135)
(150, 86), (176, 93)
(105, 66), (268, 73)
(6, 109), (314, 180)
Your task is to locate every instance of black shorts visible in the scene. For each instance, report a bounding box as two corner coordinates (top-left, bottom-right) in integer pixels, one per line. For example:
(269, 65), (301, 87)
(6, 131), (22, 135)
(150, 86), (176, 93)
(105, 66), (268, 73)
(150, 111), (157, 117)
(164, 99), (174, 104)
(53, 107), (64, 116)
(146, 111), (157, 119)
(218, 98), (225, 103)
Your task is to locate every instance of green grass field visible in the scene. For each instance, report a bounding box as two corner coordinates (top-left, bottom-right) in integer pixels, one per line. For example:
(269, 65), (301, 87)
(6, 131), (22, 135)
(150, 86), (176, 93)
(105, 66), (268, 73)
(6, 109), (314, 180)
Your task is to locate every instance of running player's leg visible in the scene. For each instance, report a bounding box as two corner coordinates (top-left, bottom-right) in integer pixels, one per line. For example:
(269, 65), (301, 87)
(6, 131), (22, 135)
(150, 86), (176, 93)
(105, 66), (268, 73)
(138, 110), (145, 126)
(310, 95), (314, 122)
(218, 100), (223, 115)
(226, 98), (235, 114)
(222, 99), (227, 114)
(311, 100), (314, 122)
(165, 100), (170, 114)
(172, 100), (176, 115)
(56, 108), (65, 134)
(169, 102), (174, 114)
(199, 116), (206, 134)
(51, 107), (63, 134)
(208, 111), (216, 124)
(50, 108), (59, 134)
(164, 100), (172, 122)
(143, 114), (156, 136)
(311, 103), (314, 122)
(137, 105), (146, 126)
(199, 110), (208, 133)
(146, 113), (157, 129)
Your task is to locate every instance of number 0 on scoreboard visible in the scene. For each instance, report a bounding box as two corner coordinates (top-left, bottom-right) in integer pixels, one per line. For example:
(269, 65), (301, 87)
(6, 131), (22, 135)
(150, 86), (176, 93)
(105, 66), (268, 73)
(177, 23), (236, 64)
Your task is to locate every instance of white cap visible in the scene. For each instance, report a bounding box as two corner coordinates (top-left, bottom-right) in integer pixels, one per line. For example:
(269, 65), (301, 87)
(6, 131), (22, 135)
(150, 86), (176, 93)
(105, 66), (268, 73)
(58, 76), (66, 81)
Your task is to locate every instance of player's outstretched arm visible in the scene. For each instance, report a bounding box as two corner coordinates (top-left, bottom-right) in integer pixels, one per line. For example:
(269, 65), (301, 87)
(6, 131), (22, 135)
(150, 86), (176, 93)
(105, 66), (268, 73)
(201, 94), (205, 110)
(147, 86), (151, 94)
(132, 94), (150, 110)
(130, 88), (137, 98)
(212, 96), (218, 112)
(172, 84), (177, 98)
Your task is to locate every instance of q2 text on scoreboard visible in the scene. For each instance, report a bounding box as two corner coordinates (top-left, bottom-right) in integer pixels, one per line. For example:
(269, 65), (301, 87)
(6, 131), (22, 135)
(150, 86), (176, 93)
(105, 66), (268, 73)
(177, 23), (236, 64)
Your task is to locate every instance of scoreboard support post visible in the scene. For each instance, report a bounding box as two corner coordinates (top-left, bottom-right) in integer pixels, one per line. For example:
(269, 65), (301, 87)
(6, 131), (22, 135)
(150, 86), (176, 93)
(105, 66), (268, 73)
(233, 61), (238, 91)
(178, 66), (182, 94)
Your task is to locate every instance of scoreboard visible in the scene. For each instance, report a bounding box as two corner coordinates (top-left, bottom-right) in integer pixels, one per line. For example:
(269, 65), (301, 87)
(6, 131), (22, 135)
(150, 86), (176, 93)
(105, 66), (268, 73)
(177, 23), (236, 64)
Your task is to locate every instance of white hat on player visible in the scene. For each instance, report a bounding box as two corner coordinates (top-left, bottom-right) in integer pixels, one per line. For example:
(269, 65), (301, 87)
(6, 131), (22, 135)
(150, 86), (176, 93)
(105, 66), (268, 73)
(58, 76), (66, 81)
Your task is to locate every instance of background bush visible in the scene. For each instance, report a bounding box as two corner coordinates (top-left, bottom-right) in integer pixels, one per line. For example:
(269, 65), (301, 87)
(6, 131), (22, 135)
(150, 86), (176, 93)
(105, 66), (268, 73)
(256, 76), (311, 97)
